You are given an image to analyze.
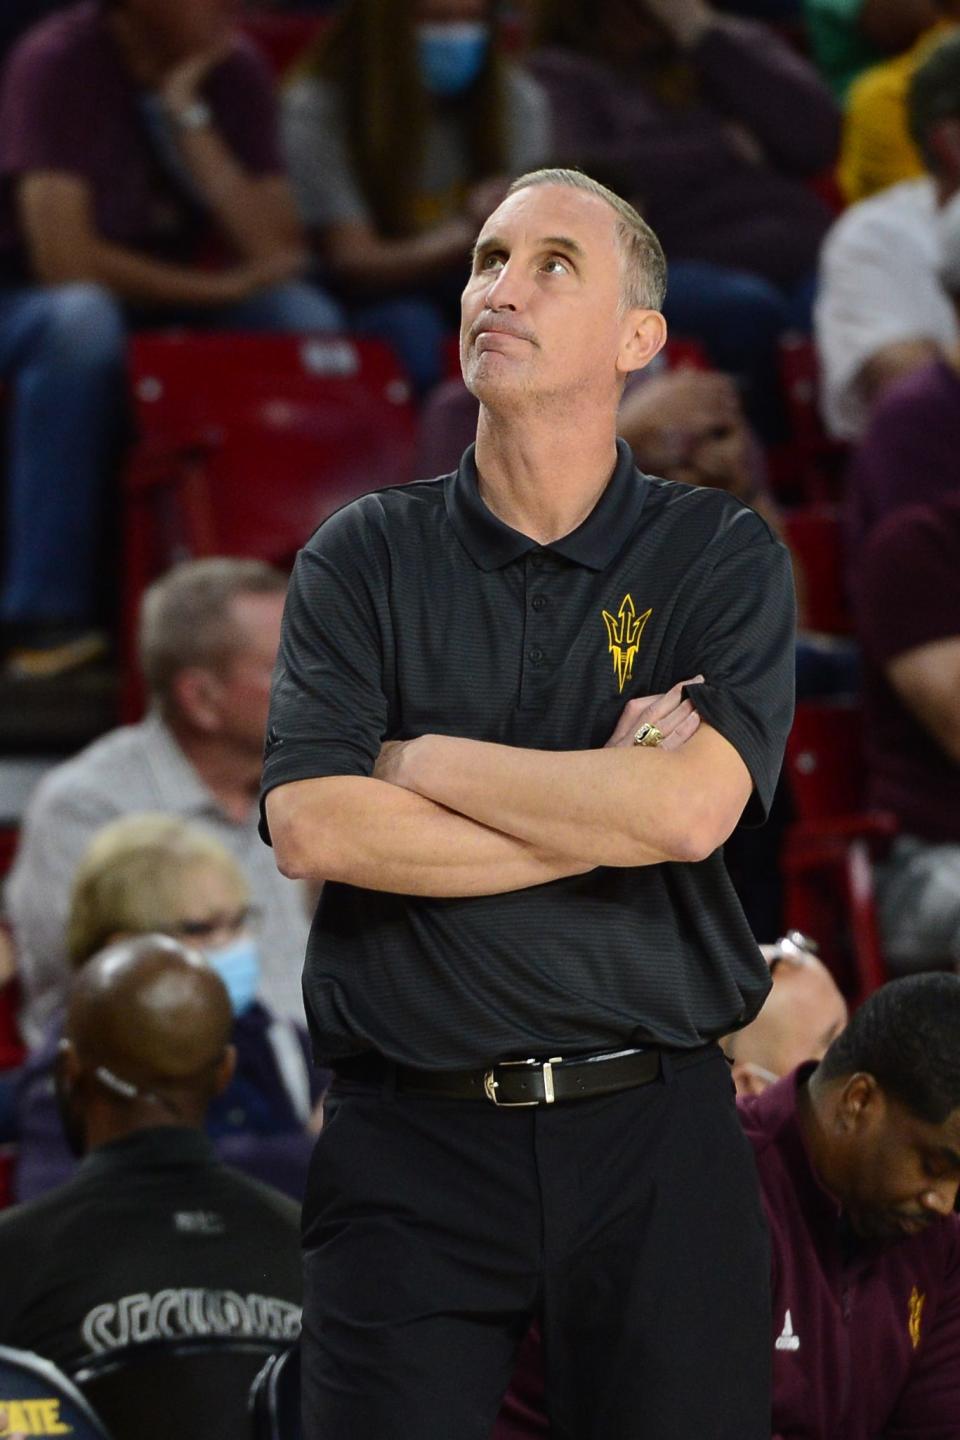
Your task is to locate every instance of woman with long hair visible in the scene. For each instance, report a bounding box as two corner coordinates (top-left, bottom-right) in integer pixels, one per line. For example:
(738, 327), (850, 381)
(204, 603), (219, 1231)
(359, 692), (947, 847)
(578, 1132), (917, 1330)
(283, 0), (551, 392)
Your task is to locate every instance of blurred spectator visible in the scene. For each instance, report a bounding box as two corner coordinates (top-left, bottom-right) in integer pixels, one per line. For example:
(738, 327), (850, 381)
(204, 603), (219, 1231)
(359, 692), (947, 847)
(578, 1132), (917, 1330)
(0, 0), (341, 679)
(15, 814), (323, 1203)
(816, 30), (960, 439)
(0, 0), (73, 69)
(5, 559), (310, 1047)
(723, 932), (848, 1095)
(804, 0), (942, 98)
(846, 193), (960, 551)
(0, 935), (302, 1394)
(852, 492), (960, 973)
(531, 0), (840, 437)
(282, 0), (551, 393)
(839, 4), (959, 202)
(504, 973), (960, 1439)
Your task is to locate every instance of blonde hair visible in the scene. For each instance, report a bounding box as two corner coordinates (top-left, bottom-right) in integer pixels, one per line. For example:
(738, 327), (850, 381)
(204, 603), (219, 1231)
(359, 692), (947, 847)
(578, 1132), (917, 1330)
(67, 814), (249, 968)
(506, 167), (667, 312)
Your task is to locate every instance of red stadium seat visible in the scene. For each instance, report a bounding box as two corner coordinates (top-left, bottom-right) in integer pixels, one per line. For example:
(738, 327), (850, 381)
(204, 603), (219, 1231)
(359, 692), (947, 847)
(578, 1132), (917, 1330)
(782, 701), (895, 1003)
(237, 12), (329, 76)
(772, 333), (849, 502)
(782, 502), (851, 636)
(121, 332), (417, 716)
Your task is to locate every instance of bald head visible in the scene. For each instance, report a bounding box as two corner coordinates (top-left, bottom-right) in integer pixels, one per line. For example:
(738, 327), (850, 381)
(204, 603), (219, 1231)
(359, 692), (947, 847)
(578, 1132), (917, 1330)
(727, 951), (848, 1097)
(59, 935), (235, 1151)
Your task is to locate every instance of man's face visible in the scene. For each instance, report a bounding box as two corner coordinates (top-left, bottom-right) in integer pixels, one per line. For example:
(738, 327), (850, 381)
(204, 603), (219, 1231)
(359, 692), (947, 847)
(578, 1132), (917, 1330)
(208, 591), (284, 755)
(460, 184), (648, 411)
(731, 954), (848, 1094)
(127, 0), (238, 59)
(833, 1083), (960, 1242)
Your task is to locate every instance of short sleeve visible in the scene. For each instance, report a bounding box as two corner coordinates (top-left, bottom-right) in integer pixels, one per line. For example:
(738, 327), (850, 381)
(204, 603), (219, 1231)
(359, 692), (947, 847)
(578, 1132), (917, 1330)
(0, 26), (98, 179)
(206, 41), (285, 176)
(853, 506), (960, 665)
(282, 78), (369, 230)
(259, 505), (390, 841)
(672, 508), (796, 825)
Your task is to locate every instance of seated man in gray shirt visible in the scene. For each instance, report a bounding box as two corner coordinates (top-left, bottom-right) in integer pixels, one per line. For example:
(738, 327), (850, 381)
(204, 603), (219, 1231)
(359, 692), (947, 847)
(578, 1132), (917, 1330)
(4, 559), (310, 1048)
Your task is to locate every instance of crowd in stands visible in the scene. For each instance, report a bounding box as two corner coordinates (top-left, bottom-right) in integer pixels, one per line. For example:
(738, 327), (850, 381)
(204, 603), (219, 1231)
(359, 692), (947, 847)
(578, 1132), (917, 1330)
(2, 0), (960, 1435)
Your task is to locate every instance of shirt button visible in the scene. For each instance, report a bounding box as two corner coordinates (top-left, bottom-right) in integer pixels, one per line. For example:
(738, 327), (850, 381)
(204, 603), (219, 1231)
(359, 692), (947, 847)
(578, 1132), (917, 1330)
(529, 647), (544, 664)
(531, 595), (548, 612)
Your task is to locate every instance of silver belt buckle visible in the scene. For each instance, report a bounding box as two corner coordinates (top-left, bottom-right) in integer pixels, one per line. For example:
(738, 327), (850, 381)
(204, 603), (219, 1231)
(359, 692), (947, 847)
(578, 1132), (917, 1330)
(483, 1056), (562, 1106)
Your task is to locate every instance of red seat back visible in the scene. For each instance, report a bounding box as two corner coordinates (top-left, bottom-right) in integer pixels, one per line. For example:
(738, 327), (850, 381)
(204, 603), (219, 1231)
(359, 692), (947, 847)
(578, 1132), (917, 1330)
(782, 503), (851, 636)
(786, 700), (866, 819)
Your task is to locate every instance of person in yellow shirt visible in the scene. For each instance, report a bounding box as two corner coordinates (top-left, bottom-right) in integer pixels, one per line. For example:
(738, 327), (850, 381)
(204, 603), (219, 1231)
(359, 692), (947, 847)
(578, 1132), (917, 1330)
(840, 10), (960, 200)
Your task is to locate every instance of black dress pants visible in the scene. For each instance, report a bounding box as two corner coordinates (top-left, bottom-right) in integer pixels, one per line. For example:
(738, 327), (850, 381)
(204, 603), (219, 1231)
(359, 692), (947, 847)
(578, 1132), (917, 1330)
(301, 1047), (771, 1440)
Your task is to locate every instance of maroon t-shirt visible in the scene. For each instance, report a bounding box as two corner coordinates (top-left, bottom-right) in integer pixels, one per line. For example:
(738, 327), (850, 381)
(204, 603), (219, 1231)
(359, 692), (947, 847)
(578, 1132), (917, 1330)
(847, 360), (960, 557)
(852, 494), (960, 842)
(0, 1), (283, 283)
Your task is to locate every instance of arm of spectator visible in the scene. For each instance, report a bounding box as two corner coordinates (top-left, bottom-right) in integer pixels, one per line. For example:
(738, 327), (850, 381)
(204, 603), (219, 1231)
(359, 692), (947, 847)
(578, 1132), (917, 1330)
(160, 42), (307, 265)
(16, 172), (304, 306)
(640, 0), (840, 173)
(320, 215), (476, 294)
(886, 639), (960, 766)
(859, 0), (941, 53)
(858, 340), (944, 411)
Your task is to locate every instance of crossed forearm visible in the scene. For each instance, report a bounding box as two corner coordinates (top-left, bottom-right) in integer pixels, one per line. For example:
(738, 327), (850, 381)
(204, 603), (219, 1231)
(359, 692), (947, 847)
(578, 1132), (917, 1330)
(386, 736), (689, 867)
(268, 775), (592, 896)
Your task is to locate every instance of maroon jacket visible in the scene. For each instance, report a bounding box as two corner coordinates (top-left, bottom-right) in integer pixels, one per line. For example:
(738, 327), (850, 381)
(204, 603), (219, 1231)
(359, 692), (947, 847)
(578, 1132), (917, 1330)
(741, 1068), (960, 1440)
(497, 1068), (960, 1438)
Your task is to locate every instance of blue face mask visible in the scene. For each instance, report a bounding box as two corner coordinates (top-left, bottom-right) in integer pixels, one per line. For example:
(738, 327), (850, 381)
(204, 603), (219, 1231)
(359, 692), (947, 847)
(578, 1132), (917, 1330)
(206, 936), (261, 1018)
(417, 22), (490, 98)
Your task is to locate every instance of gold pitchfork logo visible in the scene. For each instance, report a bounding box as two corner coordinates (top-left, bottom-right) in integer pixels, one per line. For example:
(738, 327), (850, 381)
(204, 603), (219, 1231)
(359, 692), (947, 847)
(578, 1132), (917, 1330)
(602, 594), (652, 694)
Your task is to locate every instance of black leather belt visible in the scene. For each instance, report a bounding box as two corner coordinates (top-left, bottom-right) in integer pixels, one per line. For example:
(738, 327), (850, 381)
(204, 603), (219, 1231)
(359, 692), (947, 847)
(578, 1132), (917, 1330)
(333, 1043), (717, 1107)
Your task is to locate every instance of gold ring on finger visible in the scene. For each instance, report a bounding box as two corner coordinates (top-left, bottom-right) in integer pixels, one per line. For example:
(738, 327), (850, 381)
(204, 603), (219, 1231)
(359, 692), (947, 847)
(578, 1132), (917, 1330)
(633, 723), (665, 748)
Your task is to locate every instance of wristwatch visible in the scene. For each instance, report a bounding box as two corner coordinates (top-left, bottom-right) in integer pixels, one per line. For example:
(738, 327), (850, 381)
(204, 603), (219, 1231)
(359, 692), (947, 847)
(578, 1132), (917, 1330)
(170, 99), (212, 132)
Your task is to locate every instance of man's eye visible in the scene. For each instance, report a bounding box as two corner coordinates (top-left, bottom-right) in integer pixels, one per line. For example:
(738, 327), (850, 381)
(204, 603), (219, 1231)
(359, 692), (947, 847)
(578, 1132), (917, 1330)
(480, 253), (504, 270)
(543, 257), (569, 275)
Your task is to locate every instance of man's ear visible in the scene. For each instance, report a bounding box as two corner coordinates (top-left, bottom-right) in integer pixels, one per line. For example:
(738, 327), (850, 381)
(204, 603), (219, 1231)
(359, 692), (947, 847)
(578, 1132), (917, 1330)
(213, 1044), (237, 1098)
(837, 1072), (882, 1133)
(730, 1059), (773, 1098)
(618, 308), (668, 378)
(171, 667), (222, 732)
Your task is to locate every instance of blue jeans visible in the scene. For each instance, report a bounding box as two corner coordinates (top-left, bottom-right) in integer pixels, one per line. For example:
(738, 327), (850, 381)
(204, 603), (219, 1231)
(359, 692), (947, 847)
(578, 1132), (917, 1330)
(0, 278), (342, 628)
(662, 260), (816, 441)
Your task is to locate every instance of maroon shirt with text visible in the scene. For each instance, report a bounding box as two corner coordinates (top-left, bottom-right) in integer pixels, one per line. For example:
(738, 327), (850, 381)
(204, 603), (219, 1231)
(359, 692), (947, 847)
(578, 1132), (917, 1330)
(0, 1), (283, 283)
(851, 494), (960, 842)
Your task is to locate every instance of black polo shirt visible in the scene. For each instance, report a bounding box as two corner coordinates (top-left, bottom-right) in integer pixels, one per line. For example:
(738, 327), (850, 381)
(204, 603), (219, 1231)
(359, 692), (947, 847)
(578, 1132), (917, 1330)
(260, 440), (795, 1068)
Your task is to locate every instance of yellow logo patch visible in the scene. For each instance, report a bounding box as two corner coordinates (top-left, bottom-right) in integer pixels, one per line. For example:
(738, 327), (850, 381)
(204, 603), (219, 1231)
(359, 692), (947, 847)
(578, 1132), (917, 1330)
(602, 594), (652, 694)
(0, 1398), (72, 1435)
(908, 1286), (925, 1350)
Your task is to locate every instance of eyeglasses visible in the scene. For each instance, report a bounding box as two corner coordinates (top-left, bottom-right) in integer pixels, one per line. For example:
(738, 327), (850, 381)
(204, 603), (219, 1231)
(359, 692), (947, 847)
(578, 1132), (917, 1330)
(169, 904), (262, 945)
(762, 931), (819, 974)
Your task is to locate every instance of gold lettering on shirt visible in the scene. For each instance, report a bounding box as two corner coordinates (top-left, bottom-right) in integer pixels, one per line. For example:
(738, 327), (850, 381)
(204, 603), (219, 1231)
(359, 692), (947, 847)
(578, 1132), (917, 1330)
(908, 1286), (926, 1349)
(602, 594), (652, 694)
(0, 1397), (71, 1434)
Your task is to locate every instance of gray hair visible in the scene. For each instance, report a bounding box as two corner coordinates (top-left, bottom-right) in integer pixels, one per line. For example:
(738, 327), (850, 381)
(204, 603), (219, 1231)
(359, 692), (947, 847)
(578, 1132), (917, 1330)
(506, 167), (667, 312)
(139, 558), (287, 718)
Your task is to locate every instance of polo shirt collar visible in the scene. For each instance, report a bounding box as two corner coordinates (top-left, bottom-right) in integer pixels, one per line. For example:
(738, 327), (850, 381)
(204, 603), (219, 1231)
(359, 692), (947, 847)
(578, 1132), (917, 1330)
(80, 1127), (215, 1177)
(140, 712), (231, 821)
(445, 438), (647, 572)
(762, 1065), (848, 1241)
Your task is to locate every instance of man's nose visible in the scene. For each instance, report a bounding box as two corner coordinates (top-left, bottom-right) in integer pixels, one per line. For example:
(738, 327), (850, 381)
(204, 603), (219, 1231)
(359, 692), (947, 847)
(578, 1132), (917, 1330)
(484, 260), (527, 311)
